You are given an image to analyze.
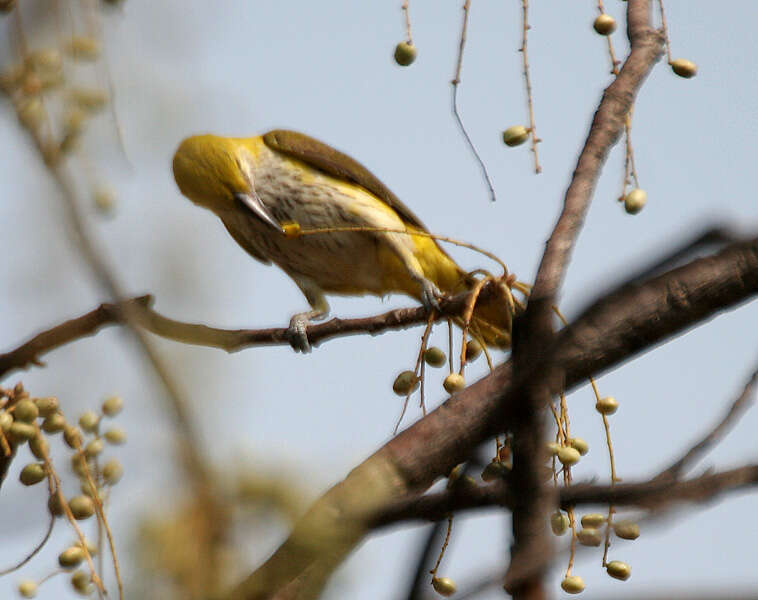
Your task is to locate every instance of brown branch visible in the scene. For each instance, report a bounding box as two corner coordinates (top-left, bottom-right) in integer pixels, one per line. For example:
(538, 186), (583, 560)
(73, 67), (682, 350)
(0, 296), (151, 379)
(505, 2), (664, 596)
(0, 284), (500, 381)
(370, 465), (758, 528)
(654, 361), (758, 481)
(226, 235), (758, 600)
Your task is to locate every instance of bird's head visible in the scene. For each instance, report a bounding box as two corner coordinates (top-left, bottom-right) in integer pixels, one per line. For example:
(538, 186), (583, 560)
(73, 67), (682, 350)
(172, 134), (281, 231)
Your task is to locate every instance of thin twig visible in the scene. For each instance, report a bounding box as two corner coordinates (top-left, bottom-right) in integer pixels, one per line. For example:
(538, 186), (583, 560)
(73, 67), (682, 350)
(519, 0), (541, 173)
(451, 0), (497, 202)
(401, 0), (413, 44)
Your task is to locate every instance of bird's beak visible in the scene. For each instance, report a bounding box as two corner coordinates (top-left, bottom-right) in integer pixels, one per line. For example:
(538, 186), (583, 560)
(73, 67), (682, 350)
(234, 191), (283, 233)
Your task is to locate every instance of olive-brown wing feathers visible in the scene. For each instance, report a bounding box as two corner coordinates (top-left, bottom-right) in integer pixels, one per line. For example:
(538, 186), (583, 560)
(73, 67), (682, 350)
(262, 130), (428, 231)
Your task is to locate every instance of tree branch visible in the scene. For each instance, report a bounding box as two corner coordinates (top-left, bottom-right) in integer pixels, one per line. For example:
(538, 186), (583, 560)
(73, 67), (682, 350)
(225, 235), (758, 600)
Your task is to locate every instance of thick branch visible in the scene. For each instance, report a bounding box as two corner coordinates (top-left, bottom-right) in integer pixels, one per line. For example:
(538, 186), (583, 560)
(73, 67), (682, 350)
(227, 236), (758, 600)
(371, 465), (758, 527)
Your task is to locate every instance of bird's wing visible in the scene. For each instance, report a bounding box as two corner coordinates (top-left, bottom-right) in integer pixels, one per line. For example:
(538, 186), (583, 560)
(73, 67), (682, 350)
(262, 129), (428, 231)
(222, 220), (272, 265)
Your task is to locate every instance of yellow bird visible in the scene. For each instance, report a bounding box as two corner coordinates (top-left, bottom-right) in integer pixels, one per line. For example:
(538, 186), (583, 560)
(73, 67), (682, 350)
(172, 130), (511, 351)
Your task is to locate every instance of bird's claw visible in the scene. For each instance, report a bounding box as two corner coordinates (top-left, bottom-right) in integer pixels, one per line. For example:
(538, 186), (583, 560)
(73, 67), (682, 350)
(287, 315), (312, 353)
(420, 279), (443, 313)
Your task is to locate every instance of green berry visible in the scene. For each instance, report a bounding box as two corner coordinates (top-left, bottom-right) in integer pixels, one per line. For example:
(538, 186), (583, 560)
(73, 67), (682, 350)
(58, 546), (85, 568)
(671, 58), (697, 78)
(557, 446), (581, 466)
(19, 463), (46, 486)
(502, 125), (529, 147)
(78, 411), (99, 433)
(551, 511), (569, 535)
(580, 513), (606, 528)
(101, 395), (123, 416)
(443, 373), (465, 393)
(613, 520), (640, 540)
(393, 371), (419, 395)
(464, 339), (482, 362)
(33, 396), (59, 417)
(624, 189), (647, 214)
(42, 413), (66, 433)
(431, 576), (456, 597)
(104, 427), (127, 444)
(424, 347), (447, 368)
(595, 396), (619, 415)
(68, 495), (96, 519)
(593, 14), (617, 35)
(577, 527), (602, 547)
(394, 42), (417, 66)
(14, 399), (38, 423)
(9, 422), (36, 442)
(569, 437), (589, 455)
(560, 575), (585, 594)
(71, 570), (93, 594)
(606, 560), (631, 581)
(102, 458), (123, 485)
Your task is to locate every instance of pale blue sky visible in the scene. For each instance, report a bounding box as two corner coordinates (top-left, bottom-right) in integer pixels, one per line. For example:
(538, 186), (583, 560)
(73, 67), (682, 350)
(1, 1), (757, 598)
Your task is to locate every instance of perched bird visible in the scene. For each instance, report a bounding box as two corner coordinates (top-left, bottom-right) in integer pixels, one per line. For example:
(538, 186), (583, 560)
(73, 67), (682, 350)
(172, 130), (511, 351)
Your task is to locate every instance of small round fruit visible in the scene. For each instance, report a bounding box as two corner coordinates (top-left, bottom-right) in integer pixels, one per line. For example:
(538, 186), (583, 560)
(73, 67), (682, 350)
(569, 437), (589, 455)
(48, 493), (66, 517)
(431, 576), (456, 597)
(71, 570), (93, 594)
(671, 58), (697, 78)
(102, 458), (124, 485)
(69, 495), (96, 519)
(104, 427), (127, 444)
(561, 575), (585, 594)
(546, 441), (561, 456)
(20, 463), (46, 486)
(502, 125), (529, 147)
(464, 339), (482, 362)
(614, 520), (640, 540)
(33, 396), (59, 417)
(593, 14), (617, 35)
(481, 460), (508, 482)
(394, 41), (417, 66)
(78, 411), (100, 432)
(606, 560), (631, 581)
(9, 422), (36, 442)
(0, 410), (11, 431)
(101, 395), (123, 416)
(551, 511), (569, 535)
(577, 527), (603, 547)
(84, 438), (104, 458)
(624, 188), (647, 214)
(42, 413), (66, 433)
(424, 347), (447, 368)
(58, 546), (85, 568)
(14, 399), (38, 423)
(64, 426), (83, 449)
(18, 581), (37, 598)
(30, 435), (48, 460)
(443, 373), (465, 393)
(557, 446), (581, 466)
(393, 371), (419, 396)
(595, 396), (619, 415)
(580, 513), (606, 528)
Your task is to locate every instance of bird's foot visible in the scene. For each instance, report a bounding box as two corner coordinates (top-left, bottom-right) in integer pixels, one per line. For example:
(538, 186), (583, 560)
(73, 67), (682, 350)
(420, 279), (444, 313)
(287, 314), (312, 353)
